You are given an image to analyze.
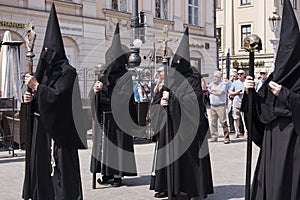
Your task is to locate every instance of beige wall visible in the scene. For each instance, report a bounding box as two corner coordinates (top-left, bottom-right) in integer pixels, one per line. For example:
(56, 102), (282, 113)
(0, 0), (217, 94)
(216, 0), (300, 78)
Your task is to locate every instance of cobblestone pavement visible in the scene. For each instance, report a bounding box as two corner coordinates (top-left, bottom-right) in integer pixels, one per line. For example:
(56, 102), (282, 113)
(0, 134), (259, 200)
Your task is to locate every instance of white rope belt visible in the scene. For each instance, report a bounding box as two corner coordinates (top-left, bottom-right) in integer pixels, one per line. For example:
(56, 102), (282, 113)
(50, 139), (56, 176)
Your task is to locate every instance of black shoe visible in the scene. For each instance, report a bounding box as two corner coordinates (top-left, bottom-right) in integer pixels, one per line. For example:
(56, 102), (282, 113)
(154, 191), (168, 198)
(189, 194), (207, 200)
(224, 139), (230, 144)
(111, 178), (122, 187)
(189, 196), (202, 200)
(97, 175), (113, 185)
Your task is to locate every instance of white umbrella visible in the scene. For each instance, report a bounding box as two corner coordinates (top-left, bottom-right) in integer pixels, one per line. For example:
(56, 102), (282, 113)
(0, 30), (23, 109)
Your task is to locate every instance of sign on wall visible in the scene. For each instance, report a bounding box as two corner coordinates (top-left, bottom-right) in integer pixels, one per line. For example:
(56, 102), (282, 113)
(60, 22), (83, 36)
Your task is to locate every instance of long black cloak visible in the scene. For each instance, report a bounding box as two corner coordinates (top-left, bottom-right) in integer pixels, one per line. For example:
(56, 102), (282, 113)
(91, 73), (137, 178)
(243, 1), (300, 199)
(150, 75), (213, 198)
(22, 4), (86, 200)
(150, 28), (213, 198)
(100, 78), (138, 177)
(90, 23), (137, 177)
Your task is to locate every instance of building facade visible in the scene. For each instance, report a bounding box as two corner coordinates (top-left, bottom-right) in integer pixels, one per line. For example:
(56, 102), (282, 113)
(0, 0), (217, 97)
(216, 0), (300, 79)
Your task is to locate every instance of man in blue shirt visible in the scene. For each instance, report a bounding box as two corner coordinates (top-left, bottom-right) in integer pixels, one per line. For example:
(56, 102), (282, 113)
(208, 71), (230, 144)
(229, 69), (247, 138)
(226, 72), (237, 133)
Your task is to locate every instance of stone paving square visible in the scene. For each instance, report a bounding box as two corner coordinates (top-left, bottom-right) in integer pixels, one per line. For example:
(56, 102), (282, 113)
(0, 135), (259, 200)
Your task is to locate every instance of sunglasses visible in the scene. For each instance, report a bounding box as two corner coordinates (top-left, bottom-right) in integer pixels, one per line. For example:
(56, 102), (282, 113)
(260, 72), (266, 75)
(237, 73), (244, 75)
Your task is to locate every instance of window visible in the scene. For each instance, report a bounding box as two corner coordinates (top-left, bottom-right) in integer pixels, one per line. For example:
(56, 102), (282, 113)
(241, 0), (251, 5)
(190, 57), (202, 74)
(241, 25), (251, 48)
(281, 0), (297, 9)
(155, 0), (169, 19)
(112, 0), (128, 12)
(216, 0), (221, 9)
(188, 0), (199, 25)
(293, 0), (297, 9)
(216, 28), (222, 49)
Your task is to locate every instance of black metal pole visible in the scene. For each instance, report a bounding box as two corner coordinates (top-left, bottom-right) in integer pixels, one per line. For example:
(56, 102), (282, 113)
(92, 172), (96, 189)
(214, 0), (219, 70)
(245, 51), (254, 200)
(92, 73), (100, 189)
(162, 56), (172, 200)
(226, 52), (230, 80)
(131, 0), (139, 45)
(12, 97), (15, 156)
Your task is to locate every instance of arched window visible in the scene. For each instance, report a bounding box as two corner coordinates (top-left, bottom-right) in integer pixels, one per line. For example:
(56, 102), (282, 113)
(63, 36), (79, 68)
(191, 50), (203, 74)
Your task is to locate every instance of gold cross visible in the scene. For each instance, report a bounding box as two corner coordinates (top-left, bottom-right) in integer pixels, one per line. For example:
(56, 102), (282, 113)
(155, 25), (178, 59)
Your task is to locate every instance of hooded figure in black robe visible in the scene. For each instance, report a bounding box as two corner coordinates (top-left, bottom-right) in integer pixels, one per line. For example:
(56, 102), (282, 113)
(22, 3), (87, 200)
(242, 1), (300, 199)
(150, 28), (213, 199)
(90, 23), (137, 187)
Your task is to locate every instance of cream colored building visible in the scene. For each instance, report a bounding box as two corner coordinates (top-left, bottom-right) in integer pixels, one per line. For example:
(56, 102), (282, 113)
(217, 0), (300, 79)
(0, 0), (217, 96)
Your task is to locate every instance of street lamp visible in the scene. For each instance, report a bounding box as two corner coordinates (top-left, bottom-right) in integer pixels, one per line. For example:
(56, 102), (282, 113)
(128, 39), (142, 76)
(268, 8), (281, 62)
(130, 0), (146, 45)
(129, 0), (146, 73)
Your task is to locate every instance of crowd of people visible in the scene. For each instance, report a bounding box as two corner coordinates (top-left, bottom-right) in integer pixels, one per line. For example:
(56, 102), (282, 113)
(21, 1), (300, 200)
(203, 67), (271, 144)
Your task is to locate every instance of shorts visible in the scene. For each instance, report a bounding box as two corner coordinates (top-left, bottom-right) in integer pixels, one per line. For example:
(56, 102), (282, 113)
(232, 107), (241, 119)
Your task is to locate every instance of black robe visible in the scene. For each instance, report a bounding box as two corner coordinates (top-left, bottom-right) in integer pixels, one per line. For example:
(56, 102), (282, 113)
(90, 76), (111, 174)
(242, 1), (300, 199)
(91, 73), (137, 177)
(150, 74), (213, 198)
(22, 62), (86, 200)
(245, 81), (300, 200)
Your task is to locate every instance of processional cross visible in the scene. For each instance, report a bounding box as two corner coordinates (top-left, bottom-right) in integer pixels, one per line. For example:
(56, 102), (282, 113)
(25, 21), (36, 74)
(156, 25), (177, 63)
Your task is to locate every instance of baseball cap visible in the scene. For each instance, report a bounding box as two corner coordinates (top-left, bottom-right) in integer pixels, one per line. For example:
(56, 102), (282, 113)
(157, 66), (164, 72)
(260, 68), (267, 73)
(237, 69), (245, 74)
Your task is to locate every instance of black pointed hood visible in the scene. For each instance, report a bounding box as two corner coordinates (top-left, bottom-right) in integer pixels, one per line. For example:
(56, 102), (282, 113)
(170, 27), (191, 75)
(105, 23), (127, 65)
(255, 0), (300, 124)
(35, 3), (67, 82)
(273, 0), (300, 87)
(105, 23), (128, 87)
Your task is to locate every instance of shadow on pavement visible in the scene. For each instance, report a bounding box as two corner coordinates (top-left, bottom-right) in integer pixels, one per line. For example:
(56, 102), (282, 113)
(123, 175), (151, 187)
(229, 139), (247, 144)
(92, 175), (151, 189)
(207, 185), (245, 200)
(0, 157), (25, 164)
